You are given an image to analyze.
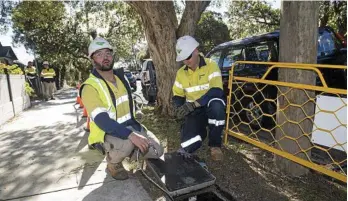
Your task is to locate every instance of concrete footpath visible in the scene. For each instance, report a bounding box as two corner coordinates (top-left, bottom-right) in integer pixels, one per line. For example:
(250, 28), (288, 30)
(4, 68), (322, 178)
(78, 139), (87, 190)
(0, 88), (152, 201)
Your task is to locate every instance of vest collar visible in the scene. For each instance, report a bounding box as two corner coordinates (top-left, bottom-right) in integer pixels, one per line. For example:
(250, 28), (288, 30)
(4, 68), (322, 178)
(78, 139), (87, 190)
(90, 68), (136, 122)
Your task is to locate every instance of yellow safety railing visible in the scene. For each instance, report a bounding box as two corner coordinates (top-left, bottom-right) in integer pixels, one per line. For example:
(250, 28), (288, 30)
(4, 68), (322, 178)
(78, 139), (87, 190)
(224, 61), (347, 182)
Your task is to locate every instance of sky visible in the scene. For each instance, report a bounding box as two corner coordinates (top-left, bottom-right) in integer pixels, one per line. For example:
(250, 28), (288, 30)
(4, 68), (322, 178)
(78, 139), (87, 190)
(0, 0), (281, 65)
(1, 27), (34, 64)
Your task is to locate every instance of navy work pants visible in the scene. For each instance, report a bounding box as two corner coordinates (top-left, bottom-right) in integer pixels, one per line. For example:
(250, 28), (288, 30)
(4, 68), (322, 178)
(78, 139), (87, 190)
(180, 98), (226, 153)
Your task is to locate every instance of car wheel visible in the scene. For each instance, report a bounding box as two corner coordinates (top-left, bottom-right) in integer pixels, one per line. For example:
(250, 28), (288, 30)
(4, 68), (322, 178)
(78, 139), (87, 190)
(148, 95), (155, 103)
(243, 98), (262, 129)
(241, 94), (276, 130)
(141, 85), (149, 101)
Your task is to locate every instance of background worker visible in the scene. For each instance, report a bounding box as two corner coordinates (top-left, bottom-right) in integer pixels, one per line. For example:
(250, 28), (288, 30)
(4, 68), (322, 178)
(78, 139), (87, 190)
(172, 35), (226, 161)
(25, 61), (38, 94)
(80, 37), (163, 180)
(40, 61), (56, 100)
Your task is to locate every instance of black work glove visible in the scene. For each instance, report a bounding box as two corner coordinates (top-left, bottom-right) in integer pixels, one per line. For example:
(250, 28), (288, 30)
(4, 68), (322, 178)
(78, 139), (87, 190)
(175, 102), (200, 119)
(176, 148), (193, 159)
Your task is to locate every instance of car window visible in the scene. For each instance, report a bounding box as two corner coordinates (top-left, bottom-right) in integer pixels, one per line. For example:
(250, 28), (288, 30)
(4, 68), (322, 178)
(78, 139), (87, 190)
(244, 41), (278, 62)
(208, 50), (222, 67)
(318, 30), (340, 57)
(222, 48), (244, 68)
(245, 43), (267, 61)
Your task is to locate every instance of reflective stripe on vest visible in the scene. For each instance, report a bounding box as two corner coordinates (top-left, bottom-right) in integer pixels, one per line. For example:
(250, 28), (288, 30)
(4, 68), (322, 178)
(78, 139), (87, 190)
(82, 73), (132, 145)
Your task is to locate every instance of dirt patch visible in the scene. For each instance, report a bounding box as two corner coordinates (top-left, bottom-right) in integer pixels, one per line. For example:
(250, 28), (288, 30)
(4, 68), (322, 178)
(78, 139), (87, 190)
(137, 107), (346, 201)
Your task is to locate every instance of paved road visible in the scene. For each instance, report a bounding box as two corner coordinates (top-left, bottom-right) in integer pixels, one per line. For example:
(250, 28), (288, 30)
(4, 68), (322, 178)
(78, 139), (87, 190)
(0, 88), (152, 201)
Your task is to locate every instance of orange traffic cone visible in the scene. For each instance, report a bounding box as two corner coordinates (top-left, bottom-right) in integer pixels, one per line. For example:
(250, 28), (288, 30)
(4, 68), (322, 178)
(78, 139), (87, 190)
(76, 96), (81, 104)
(82, 107), (88, 118)
(84, 117), (90, 132)
(75, 96), (84, 108)
(79, 97), (84, 108)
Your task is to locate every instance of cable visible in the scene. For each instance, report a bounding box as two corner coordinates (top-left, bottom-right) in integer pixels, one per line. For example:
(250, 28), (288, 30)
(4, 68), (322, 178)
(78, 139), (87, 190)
(136, 149), (175, 201)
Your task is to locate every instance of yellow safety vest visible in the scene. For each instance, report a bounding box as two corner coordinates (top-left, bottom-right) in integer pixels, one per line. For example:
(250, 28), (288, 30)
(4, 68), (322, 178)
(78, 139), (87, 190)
(41, 68), (55, 78)
(82, 73), (134, 145)
(26, 67), (36, 76)
(173, 56), (223, 102)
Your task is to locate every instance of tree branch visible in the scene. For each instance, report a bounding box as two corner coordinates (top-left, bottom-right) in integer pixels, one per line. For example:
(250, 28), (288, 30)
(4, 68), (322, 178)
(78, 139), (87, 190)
(176, 0), (210, 37)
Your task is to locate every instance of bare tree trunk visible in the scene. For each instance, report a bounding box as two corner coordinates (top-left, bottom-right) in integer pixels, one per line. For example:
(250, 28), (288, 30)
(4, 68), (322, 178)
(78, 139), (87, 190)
(275, 1), (319, 177)
(128, 1), (210, 115)
(128, 1), (178, 115)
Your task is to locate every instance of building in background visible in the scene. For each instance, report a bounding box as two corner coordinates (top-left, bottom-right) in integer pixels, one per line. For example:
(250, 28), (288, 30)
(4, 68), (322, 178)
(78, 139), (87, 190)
(0, 42), (18, 65)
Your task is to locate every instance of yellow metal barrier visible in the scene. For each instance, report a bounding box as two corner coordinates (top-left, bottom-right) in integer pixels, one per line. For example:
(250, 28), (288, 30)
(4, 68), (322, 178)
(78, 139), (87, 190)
(224, 61), (347, 182)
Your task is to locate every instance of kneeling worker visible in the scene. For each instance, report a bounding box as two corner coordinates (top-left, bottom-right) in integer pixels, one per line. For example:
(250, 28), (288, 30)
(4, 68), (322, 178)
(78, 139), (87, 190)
(173, 36), (226, 161)
(81, 37), (163, 180)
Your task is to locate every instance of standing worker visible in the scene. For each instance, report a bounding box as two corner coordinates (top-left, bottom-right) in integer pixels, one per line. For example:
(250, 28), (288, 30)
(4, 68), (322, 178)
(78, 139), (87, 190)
(40, 61), (56, 101)
(25, 61), (38, 94)
(80, 37), (163, 180)
(172, 35), (226, 161)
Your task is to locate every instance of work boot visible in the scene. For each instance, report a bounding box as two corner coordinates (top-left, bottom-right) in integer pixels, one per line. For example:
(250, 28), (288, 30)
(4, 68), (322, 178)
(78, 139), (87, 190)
(210, 147), (223, 161)
(107, 163), (129, 180)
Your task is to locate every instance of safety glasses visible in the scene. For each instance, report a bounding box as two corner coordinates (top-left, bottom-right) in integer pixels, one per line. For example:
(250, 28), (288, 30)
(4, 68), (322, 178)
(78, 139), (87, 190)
(94, 50), (113, 58)
(184, 53), (193, 61)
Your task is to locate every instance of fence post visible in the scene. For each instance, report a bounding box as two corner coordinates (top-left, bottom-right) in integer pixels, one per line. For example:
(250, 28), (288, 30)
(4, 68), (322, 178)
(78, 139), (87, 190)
(4, 68), (15, 115)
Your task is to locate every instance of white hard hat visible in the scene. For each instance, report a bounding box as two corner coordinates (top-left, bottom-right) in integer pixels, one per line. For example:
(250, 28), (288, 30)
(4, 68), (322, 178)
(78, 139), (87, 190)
(176, 35), (199, 62)
(43, 61), (49, 65)
(88, 37), (113, 58)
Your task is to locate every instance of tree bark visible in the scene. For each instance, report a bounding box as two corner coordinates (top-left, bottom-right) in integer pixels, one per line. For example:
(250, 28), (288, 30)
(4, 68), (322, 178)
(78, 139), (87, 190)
(128, 1), (178, 115)
(275, 1), (319, 177)
(128, 1), (210, 115)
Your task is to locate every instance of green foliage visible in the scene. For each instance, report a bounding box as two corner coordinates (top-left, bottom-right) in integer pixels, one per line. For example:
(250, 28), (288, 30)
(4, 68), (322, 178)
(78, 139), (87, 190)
(11, 1), (143, 83)
(227, 1), (280, 40)
(24, 81), (34, 96)
(227, 1), (347, 40)
(0, 63), (23, 74)
(319, 1), (347, 36)
(195, 11), (231, 54)
(0, 1), (17, 34)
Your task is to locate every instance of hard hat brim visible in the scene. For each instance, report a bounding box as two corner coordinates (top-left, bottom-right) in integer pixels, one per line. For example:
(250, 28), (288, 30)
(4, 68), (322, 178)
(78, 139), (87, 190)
(176, 54), (186, 62)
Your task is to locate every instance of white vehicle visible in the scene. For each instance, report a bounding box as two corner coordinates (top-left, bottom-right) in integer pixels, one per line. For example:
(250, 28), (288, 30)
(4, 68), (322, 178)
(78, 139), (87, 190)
(140, 59), (157, 103)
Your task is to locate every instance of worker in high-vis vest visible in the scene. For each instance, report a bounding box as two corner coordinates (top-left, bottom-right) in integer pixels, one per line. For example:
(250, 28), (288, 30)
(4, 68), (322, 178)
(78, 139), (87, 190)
(26, 61), (36, 79)
(80, 37), (163, 180)
(173, 36), (225, 161)
(25, 61), (38, 93)
(40, 61), (56, 101)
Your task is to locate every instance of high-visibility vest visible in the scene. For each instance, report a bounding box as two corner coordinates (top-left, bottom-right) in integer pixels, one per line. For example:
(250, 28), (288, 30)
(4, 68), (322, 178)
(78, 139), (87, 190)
(173, 55), (223, 102)
(41, 68), (56, 78)
(81, 70), (138, 145)
(26, 66), (36, 78)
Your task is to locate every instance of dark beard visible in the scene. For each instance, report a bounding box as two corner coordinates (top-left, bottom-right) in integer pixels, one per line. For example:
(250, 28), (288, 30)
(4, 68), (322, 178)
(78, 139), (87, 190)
(94, 58), (114, 71)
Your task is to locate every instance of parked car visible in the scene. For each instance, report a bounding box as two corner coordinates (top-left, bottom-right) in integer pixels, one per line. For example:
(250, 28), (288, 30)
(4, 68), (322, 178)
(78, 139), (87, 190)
(125, 70), (137, 92)
(206, 26), (347, 129)
(140, 59), (157, 103)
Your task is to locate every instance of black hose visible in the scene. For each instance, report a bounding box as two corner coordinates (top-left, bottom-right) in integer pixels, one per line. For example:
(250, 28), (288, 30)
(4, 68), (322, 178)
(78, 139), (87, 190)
(136, 150), (175, 201)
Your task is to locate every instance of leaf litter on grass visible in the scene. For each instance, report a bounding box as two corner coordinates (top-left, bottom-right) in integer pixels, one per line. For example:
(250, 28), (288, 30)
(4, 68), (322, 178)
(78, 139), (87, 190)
(137, 108), (346, 201)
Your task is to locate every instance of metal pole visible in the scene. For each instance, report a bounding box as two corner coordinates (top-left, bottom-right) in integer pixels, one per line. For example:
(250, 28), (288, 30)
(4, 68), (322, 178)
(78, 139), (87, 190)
(5, 68), (16, 115)
(33, 51), (43, 98)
